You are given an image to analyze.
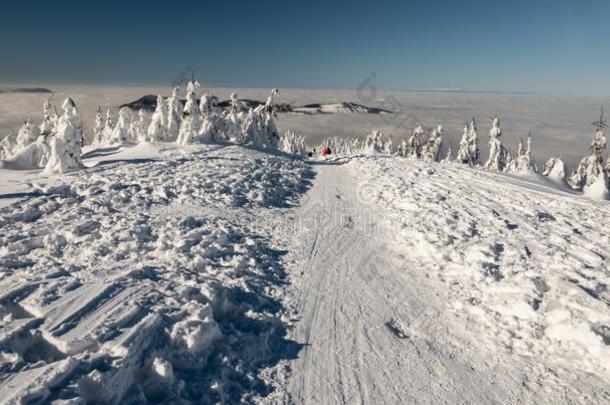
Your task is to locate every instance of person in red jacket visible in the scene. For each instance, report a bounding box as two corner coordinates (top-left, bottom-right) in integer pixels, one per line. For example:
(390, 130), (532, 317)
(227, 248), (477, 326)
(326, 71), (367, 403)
(321, 147), (332, 156)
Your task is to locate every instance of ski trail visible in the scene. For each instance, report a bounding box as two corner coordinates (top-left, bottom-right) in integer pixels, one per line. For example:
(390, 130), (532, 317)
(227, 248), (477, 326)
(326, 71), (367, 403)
(279, 159), (607, 404)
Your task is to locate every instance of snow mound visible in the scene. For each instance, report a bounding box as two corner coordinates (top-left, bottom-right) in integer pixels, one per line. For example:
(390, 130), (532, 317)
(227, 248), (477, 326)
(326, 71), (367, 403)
(0, 144), (312, 403)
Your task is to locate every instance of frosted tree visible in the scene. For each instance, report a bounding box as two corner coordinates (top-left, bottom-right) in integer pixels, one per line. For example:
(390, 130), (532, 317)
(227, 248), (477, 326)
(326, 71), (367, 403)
(224, 93), (246, 142)
(583, 165), (609, 200)
(280, 130), (307, 157)
(260, 108), (280, 148)
(485, 116), (508, 171)
(16, 119), (39, 150)
(240, 108), (261, 145)
(130, 109), (148, 142)
(542, 156), (566, 184)
(110, 107), (132, 144)
(384, 136), (394, 155)
(199, 94), (220, 142)
(177, 81), (201, 145)
(423, 125), (443, 161)
(568, 108), (607, 190)
(507, 131), (537, 173)
(0, 132), (18, 159)
(102, 108), (115, 144)
(92, 107), (105, 145)
(397, 138), (408, 157)
(166, 86), (183, 141)
(468, 117), (480, 165)
(265, 88), (280, 113)
(44, 98), (83, 173)
(230, 92), (241, 112)
(442, 145), (453, 163)
(456, 124), (470, 164)
(408, 125), (424, 158)
(148, 95), (167, 142)
(364, 130), (386, 154)
(39, 99), (55, 141)
(199, 93), (215, 116)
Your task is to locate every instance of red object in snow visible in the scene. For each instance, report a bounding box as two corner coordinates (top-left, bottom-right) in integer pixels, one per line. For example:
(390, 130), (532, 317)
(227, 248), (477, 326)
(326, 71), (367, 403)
(322, 147), (332, 156)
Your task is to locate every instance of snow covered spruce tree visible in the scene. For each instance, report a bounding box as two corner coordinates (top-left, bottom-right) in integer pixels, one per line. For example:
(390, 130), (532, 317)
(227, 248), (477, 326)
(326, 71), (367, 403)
(542, 156), (566, 184)
(130, 109), (148, 142)
(468, 117), (480, 165)
(396, 137), (408, 157)
(236, 89), (281, 149)
(44, 98), (83, 173)
(584, 168), (609, 200)
(199, 94), (221, 142)
(92, 107), (105, 145)
(384, 135), (394, 155)
(257, 88), (281, 148)
(223, 92), (245, 142)
(457, 120), (479, 165)
(39, 99), (56, 142)
(408, 125), (425, 158)
(148, 95), (168, 142)
(109, 107), (132, 145)
(101, 108), (115, 144)
(364, 130), (387, 154)
(568, 108), (607, 190)
(423, 125), (443, 161)
(166, 86), (183, 142)
(16, 119), (39, 150)
(485, 116), (508, 171)
(456, 123), (470, 164)
(0, 132), (18, 159)
(442, 145), (453, 163)
(177, 81), (201, 145)
(280, 130), (307, 157)
(507, 131), (537, 173)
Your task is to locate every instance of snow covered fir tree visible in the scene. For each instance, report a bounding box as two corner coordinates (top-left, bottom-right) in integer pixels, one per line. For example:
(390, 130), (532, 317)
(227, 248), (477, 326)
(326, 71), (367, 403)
(485, 116), (508, 172)
(569, 108), (608, 191)
(44, 98), (83, 173)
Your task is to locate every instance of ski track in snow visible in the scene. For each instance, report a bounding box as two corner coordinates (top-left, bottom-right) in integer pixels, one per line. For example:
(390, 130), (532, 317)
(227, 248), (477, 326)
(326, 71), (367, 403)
(268, 157), (610, 404)
(0, 144), (313, 403)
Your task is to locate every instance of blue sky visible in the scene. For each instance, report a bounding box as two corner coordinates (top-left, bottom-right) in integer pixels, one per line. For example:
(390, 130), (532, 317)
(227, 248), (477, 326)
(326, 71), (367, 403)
(1, 0), (609, 95)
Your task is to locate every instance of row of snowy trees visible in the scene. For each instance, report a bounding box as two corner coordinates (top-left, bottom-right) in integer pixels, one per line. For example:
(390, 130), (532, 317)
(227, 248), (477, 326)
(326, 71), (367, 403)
(0, 85), (309, 173)
(317, 112), (610, 198)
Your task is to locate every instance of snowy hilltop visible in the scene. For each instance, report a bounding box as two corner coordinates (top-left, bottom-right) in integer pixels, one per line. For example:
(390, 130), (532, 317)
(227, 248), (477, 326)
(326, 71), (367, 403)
(0, 85), (609, 403)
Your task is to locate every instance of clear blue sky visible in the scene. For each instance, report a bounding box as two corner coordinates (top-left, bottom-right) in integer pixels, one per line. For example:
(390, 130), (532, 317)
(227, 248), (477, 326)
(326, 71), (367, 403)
(1, 0), (609, 95)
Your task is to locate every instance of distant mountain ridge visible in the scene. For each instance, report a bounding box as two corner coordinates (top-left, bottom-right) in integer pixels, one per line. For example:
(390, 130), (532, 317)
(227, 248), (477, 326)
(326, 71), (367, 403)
(120, 95), (393, 114)
(0, 87), (52, 94)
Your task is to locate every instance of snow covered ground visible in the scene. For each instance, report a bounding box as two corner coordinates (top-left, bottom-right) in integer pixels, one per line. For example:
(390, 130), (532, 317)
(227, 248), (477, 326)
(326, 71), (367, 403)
(1, 142), (609, 403)
(267, 156), (610, 404)
(0, 143), (312, 403)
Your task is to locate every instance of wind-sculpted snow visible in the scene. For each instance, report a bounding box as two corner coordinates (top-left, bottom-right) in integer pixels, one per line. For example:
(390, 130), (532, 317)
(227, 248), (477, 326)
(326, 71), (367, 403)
(352, 157), (610, 383)
(0, 145), (312, 403)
